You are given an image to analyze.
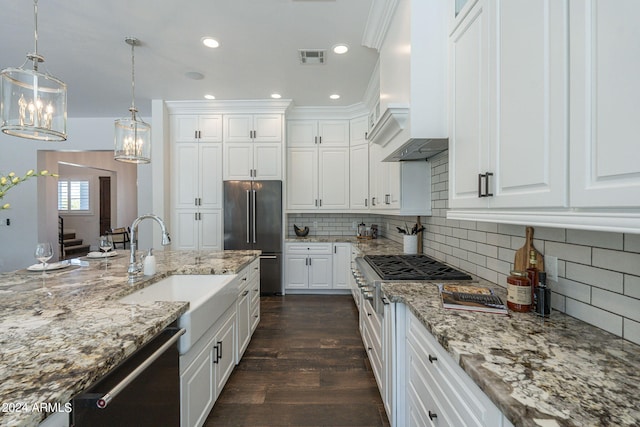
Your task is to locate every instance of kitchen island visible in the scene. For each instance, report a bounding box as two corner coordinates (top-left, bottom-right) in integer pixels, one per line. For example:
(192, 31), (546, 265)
(0, 249), (260, 427)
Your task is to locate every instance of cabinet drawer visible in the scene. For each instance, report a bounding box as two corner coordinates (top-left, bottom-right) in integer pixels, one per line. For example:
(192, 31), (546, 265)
(406, 312), (502, 426)
(285, 243), (332, 254)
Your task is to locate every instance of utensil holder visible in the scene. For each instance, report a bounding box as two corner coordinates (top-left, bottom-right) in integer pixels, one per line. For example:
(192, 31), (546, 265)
(403, 235), (418, 254)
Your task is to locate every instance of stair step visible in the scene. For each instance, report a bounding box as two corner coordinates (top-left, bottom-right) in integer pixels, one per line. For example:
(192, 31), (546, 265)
(64, 244), (91, 254)
(62, 232), (76, 240)
(63, 238), (83, 247)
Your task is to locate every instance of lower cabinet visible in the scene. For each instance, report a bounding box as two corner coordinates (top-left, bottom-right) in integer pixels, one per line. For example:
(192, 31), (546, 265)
(399, 306), (506, 427)
(284, 242), (352, 293)
(180, 305), (236, 427)
(179, 261), (260, 427)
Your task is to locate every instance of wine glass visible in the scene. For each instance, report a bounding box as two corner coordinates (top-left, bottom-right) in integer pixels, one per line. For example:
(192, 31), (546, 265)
(34, 242), (53, 277)
(99, 235), (113, 268)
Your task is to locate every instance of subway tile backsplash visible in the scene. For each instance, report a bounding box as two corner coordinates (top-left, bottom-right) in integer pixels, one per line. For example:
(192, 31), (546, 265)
(286, 151), (640, 345)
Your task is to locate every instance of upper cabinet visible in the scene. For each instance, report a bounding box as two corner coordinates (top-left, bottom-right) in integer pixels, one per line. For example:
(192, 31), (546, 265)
(350, 116), (370, 210)
(171, 115), (223, 143)
(222, 113), (284, 180)
(286, 120), (350, 211)
(448, 0), (640, 233)
(223, 114), (282, 143)
(449, 0), (569, 209)
(569, 0), (640, 208)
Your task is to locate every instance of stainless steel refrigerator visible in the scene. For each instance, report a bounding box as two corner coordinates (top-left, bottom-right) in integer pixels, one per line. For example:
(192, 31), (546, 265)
(223, 181), (283, 295)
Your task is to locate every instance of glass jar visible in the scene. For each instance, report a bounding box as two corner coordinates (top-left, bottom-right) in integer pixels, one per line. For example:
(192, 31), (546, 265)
(507, 270), (532, 312)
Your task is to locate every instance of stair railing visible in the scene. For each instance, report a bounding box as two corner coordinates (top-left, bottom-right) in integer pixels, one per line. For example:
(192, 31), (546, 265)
(58, 216), (65, 260)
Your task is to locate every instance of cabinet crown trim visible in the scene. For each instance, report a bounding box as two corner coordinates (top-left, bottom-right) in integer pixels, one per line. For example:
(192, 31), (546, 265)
(165, 100), (292, 114)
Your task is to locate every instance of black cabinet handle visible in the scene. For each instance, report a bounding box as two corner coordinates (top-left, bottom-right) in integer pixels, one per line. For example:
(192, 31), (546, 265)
(478, 172), (494, 198)
(428, 411), (437, 420)
(217, 341), (222, 362)
(213, 343), (219, 364)
(428, 354), (438, 363)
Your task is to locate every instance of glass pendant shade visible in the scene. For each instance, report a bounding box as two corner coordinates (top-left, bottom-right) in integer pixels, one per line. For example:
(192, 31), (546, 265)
(114, 109), (151, 163)
(0, 0), (67, 141)
(114, 37), (149, 164)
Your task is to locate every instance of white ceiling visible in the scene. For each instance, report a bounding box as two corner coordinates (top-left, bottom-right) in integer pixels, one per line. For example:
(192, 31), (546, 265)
(0, 0), (378, 118)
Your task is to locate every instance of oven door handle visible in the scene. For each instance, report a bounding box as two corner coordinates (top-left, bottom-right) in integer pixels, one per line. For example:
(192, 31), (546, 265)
(96, 328), (185, 409)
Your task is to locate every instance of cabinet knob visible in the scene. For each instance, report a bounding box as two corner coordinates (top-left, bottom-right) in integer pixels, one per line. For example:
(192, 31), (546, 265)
(428, 354), (438, 363)
(428, 411), (437, 420)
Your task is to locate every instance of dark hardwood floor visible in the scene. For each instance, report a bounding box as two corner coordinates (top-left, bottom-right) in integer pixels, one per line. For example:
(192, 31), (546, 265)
(205, 295), (390, 427)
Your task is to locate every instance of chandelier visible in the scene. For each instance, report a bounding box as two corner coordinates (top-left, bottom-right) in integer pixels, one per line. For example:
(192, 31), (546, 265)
(0, 0), (67, 141)
(114, 37), (150, 164)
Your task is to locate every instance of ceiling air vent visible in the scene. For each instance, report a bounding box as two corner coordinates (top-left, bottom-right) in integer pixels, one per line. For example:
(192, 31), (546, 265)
(299, 49), (326, 64)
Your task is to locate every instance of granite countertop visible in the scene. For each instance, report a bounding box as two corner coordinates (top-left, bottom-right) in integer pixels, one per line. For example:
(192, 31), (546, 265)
(286, 235), (404, 255)
(0, 249), (260, 427)
(382, 282), (640, 427)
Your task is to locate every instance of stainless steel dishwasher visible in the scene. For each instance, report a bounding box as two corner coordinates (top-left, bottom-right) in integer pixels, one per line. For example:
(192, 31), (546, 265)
(71, 324), (185, 426)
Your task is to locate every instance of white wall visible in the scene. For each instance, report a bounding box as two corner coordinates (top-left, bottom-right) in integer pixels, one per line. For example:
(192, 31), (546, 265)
(0, 116), (152, 272)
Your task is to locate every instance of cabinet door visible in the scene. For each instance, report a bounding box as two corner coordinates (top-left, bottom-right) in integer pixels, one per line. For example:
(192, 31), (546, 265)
(369, 143), (382, 209)
(253, 114), (282, 142)
(287, 120), (317, 147)
(180, 343), (214, 427)
(319, 147), (349, 209)
(223, 143), (253, 180)
(213, 310), (236, 399)
(350, 143), (369, 209)
(198, 115), (223, 142)
(385, 162), (400, 209)
(171, 115), (199, 142)
(490, 0), (568, 208)
(318, 120), (349, 147)
(237, 286), (251, 361)
(350, 116), (368, 146)
(287, 147), (318, 210)
(332, 244), (351, 289)
(285, 255), (309, 289)
(570, 0), (640, 207)
(448, 0), (490, 209)
(199, 143), (223, 209)
(224, 115), (253, 142)
(254, 143), (282, 180)
(308, 254), (332, 289)
(172, 143), (200, 209)
(173, 211), (199, 250)
(199, 210), (222, 251)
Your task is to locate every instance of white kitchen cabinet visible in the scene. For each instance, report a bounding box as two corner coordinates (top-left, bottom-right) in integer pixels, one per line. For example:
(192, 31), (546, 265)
(172, 142), (223, 210)
(350, 116), (369, 210)
(449, 0), (568, 209)
(569, 0), (640, 208)
(222, 114), (283, 180)
(287, 120), (350, 211)
(369, 142), (400, 210)
(180, 304), (236, 427)
(224, 114), (282, 142)
(332, 243), (351, 290)
(284, 243), (334, 291)
(171, 114), (223, 251)
(223, 142), (282, 180)
(236, 270), (251, 362)
(249, 260), (260, 334)
(400, 307), (503, 427)
(171, 115), (223, 142)
(173, 210), (222, 251)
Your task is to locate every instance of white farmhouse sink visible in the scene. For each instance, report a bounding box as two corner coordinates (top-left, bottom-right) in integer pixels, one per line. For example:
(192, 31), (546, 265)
(119, 275), (238, 354)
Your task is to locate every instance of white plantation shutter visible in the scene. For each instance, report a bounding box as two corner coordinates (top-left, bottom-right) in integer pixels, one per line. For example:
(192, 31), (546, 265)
(58, 180), (90, 211)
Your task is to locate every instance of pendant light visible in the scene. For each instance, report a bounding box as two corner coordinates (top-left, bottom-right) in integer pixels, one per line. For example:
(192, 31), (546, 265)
(114, 37), (150, 164)
(0, 0), (67, 141)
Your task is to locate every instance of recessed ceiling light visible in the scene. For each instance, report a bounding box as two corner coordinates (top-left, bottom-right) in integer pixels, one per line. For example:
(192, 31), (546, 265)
(271, 93), (282, 99)
(329, 94), (340, 100)
(332, 44), (349, 54)
(201, 37), (220, 48)
(204, 94), (215, 100)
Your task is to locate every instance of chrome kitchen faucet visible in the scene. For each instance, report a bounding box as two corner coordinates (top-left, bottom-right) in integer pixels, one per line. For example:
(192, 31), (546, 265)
(128, 213), (171, 282)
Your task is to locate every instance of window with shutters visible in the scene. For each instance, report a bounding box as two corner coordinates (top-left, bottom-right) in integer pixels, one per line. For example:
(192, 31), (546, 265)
(58, 180), (90, 212)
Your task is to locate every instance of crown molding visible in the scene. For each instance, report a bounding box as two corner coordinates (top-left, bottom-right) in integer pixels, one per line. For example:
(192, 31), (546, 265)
(164, 99), (293, 115)
(362, 0), (399, 51)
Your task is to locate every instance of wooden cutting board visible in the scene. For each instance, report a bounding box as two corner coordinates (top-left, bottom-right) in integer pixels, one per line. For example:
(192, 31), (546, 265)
(514, 226), (545, 272)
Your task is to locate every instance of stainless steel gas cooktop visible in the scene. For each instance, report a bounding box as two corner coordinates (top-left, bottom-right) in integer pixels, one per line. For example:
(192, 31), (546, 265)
(364, 254), (473, 281)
